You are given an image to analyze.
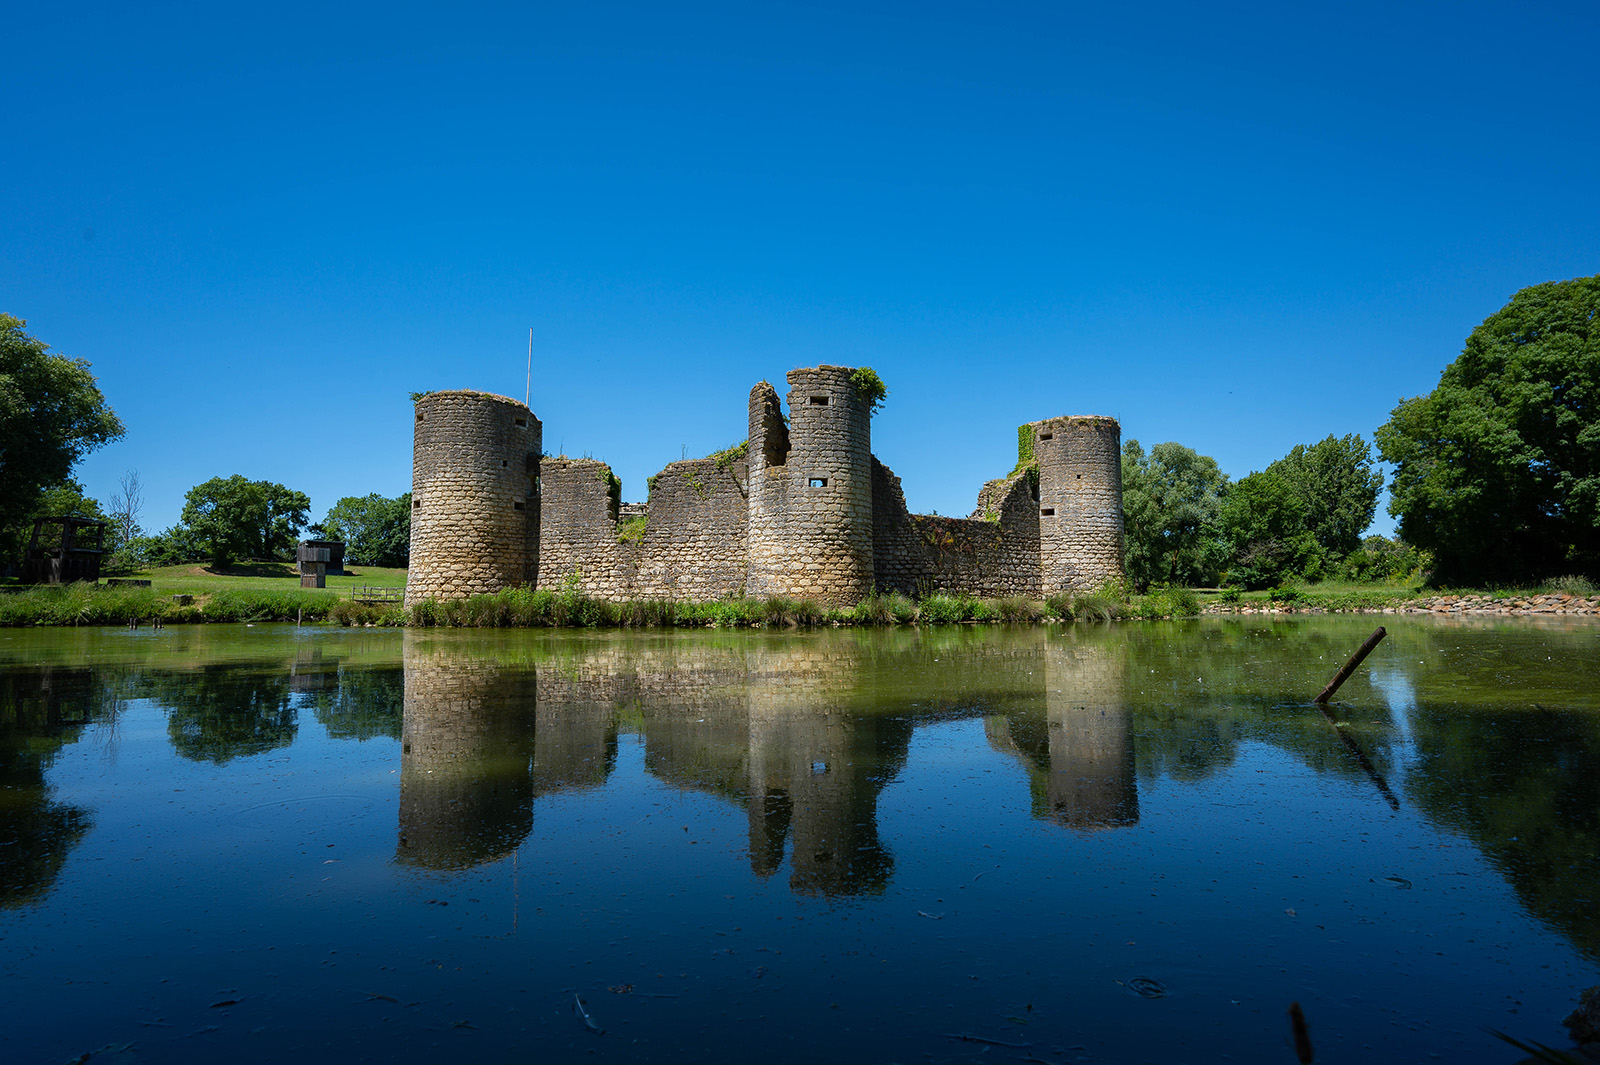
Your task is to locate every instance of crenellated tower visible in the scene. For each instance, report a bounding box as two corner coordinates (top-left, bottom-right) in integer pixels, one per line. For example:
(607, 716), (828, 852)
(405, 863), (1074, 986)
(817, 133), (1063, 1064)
(746, 366), (875, 604)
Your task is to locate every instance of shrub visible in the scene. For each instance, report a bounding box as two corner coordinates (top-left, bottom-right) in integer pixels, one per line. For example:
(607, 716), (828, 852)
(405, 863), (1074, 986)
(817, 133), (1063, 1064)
(993, 595), (1043, 623)
(1044, 592), (1075, 620)
(1069, 590), (1120, 622)
(1219, 586), (1243, 604)
(851, 591), (895, 626)
(1543, 574), (1598, 597)
(616, 516), (648, 545)
(917, 592), (977, 623)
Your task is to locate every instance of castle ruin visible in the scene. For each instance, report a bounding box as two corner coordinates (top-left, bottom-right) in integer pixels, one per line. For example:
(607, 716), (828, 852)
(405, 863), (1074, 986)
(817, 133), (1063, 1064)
(406, 365), (1123, 606)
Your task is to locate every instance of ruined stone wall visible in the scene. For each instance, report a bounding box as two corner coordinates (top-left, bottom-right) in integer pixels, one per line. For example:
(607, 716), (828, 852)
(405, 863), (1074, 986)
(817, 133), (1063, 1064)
(533, 457), (629, 594)
(1031, 416), (1124, 593)
(407, 391), (540, 605)
(747, 367), (874, 604)
(872, 460), (1042, 598)
(631, 456), (749, 600)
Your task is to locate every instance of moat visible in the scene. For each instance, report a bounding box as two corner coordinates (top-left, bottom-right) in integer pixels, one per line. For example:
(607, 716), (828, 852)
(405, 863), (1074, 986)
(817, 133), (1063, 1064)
(3, 620), (1597, 1063)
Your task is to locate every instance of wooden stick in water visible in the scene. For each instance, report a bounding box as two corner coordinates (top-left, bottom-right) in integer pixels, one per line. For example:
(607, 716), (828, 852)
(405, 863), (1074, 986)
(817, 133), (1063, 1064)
(1314, 626), (1386, 704)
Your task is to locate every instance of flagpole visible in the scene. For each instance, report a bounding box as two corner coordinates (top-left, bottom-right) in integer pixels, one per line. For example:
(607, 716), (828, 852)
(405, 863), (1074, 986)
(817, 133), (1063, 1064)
(525, 327), (532, 408)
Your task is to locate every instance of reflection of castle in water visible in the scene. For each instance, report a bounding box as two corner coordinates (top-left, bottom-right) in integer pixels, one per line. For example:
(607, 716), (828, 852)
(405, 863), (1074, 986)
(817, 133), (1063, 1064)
(395, 632), (1128, 889)
(542, 640), (909, 897)
(396, 637), (619, 870)
(985, 635), (1137, 830)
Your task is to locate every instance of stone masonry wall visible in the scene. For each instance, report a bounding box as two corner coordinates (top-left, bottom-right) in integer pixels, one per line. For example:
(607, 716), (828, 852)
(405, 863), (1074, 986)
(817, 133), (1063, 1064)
(747, 367), (874, 604)
(535, 454), (750, 601)
(631, 455), (749, 600)
(407, 391), (541, 606)
(873, 460), (1041, 598)
(534, 457), (629, 595)
(1032, 416), (1124, 593)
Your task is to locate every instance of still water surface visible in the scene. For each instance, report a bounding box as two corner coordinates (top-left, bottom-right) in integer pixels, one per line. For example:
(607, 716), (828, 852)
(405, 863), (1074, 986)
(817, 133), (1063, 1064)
(2, 619), (1597, 1063)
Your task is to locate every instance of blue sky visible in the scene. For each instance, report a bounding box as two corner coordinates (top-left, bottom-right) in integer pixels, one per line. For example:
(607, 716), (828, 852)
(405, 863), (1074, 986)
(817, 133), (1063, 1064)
(6, 0), (1597, 537)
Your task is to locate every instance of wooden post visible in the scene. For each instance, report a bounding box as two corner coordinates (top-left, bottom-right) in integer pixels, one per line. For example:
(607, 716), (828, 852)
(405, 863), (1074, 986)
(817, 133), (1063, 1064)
(1314, 627), (1386, 704)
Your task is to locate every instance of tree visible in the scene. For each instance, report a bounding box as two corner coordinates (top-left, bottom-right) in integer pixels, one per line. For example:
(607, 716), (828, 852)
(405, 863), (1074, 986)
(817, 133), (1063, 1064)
(1376, 275), (1600, 583)
(178, 476), (310, 568)
(315, 493), (411, 567)
(1217, 468), (1321, 589)
(1269, 434), (1383, 560)
(1220, 434), (1383, 587)
(1120, 440), (1230, 591)
(106, 469), (144, 549)
(0, 315), (123, 560)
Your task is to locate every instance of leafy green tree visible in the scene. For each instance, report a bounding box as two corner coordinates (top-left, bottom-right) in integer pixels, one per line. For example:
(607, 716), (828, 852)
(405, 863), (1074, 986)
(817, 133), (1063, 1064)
(1271, 434), (1384, 559)
(1377, 275), (1600, 584)
(1218, 435), (1382, 588)
(1218, 469), (1320, 588)
(178, 475), (310, 568)
(1120, 440), (1230, 591)
(0, 315), (123, 560)
(314, 493), (411, 567)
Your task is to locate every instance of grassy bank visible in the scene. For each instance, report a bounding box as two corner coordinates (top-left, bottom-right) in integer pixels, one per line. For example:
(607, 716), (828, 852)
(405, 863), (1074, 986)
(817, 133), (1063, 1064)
(2, 574), (1594, 628)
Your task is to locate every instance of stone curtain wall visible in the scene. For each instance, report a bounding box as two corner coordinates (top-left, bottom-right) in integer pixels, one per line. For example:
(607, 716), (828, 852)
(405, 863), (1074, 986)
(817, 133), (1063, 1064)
(631, 456), (749, 600)
(748, 367), (875, 604)
(873, 460), (1042, 598)
(406, 391), (541, 606)
(534, 455), (749, 600)
(1031, 416), (1125, 593)
(534, 458), (627, 594)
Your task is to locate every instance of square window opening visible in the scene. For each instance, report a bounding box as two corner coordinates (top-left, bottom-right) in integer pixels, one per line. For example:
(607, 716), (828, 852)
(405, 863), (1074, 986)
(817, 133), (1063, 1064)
(809, 395), (829, 405)
(809, 477), (828, 487)
(1040, 432), (1053, 440)
(1040, 507), (1055, 516)
(513, 500), (525, 510)
(514, 418), (527, 427)
(415, 413), (425, 422)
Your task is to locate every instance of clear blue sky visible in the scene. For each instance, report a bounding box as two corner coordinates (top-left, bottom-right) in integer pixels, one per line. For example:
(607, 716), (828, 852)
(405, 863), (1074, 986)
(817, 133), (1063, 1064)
(6, 0), (1597, 537)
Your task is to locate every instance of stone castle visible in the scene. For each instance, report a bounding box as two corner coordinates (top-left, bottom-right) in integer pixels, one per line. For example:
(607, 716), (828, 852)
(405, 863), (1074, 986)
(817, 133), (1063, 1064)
(406, 364), (1123, 606)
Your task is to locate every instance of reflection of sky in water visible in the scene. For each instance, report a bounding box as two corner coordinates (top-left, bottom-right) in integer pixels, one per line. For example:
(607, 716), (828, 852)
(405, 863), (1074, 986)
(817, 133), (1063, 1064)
(1, 619), (1597, 1064)
(1367, 665), (1418, 759)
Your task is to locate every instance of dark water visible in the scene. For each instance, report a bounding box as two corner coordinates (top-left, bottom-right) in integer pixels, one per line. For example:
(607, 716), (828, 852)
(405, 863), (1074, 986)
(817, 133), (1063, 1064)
(2, 619), (1597, 1064)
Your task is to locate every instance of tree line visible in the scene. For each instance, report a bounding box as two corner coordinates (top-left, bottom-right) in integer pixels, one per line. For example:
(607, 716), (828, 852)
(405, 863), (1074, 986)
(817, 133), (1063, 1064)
(4, 275), (1596, 585)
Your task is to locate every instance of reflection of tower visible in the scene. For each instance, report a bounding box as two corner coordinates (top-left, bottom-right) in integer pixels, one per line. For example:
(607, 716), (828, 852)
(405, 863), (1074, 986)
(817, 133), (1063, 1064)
(744, 644), (910, 896)
(407, 390), (543, 605)
(1028, 415), (1124, 593)
(987, 633), (1136, 830)
(396, 637), (538, 870)
(747, 366), (875, 604)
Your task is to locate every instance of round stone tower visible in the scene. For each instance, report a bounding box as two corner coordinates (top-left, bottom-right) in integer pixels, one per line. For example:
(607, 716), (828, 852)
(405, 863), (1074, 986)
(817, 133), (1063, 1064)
(1030, 415), (1124, 593)
(746, 365), (874, 604)
(407, 390), (542, 605)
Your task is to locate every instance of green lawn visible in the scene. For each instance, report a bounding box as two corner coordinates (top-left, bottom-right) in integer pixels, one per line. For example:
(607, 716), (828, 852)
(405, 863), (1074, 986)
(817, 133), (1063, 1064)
(122, 562), (408, 596)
